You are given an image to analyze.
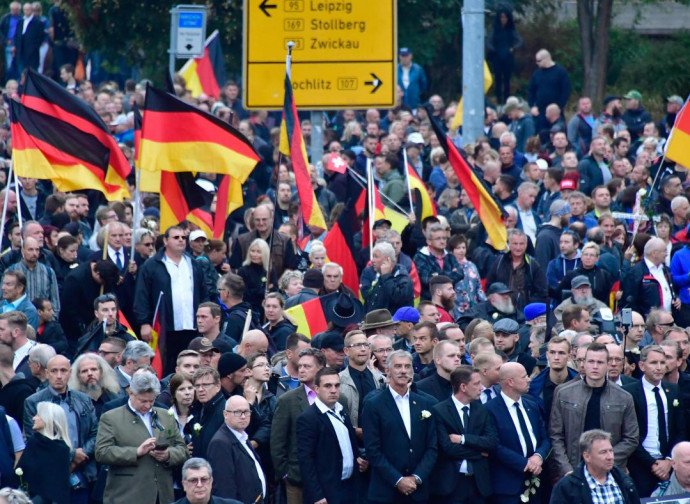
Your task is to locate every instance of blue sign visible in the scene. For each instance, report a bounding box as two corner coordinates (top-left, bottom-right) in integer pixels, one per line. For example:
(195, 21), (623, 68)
(178, 12), (203, 28)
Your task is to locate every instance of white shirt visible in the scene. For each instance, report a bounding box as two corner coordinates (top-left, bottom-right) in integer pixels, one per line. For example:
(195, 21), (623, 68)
(229, 427), (266, 498)
(641, 377), (667, 459)
(22, 15), (33, 35)
(451, 395), (470, 473)
(128, 399), (153, 436)
(13, 339), (34, 371)
(401, 65), (410, 89)
(501, 391), (537, 457)
(107, 245), (125, 268)
(480, 385), (495, 404)
(390, 387), (411, 438)
(518, 207), (537, 245)
(162, 254), (195, 330)
(315, 398), (354, 480)
(644, 258), (672, 311)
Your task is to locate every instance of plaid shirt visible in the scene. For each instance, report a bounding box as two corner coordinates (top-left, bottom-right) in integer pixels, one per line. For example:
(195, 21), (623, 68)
(8, 260), (60, 317)
(584, 466), (625, 504)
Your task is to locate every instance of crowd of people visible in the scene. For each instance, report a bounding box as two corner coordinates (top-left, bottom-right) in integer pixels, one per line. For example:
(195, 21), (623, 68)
(0, 2), (690, 504)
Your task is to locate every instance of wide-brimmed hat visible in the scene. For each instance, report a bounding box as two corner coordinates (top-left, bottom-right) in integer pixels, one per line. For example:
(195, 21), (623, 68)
(328, 293), (364, 328)
(360, 309), (398, 330)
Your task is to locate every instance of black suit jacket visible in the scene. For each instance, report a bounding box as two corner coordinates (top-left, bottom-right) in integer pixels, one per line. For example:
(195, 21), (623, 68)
(623, 380), (684, 467)
(678, 372), (690, 439)
(416, 371), (452, 402)
(13, 17), (43, 69)
(206, 424), (264, 503)
(361, 388), (438, 503)
(297, 403), (359, 504)
(172, 497), (242, 504)
(431, 397), (498, 497)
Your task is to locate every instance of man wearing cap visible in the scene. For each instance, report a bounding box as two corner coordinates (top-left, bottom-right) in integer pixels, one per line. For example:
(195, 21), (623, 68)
(493, 318), (536, 375)
(622, 90), (652, 140)
(660, 95), (684, 138)
(554, 276), (607, 331)
(405, 132), (427, 178)
(361, 309), (398, 337)
(285, 269), (323, 309)
(397, 47), (427, 109)
(458, 282), (524, 331)
(392, 307), (420, 352)
(594, 95), (626, 135)
(535, 200), (571, 270)
(363, 241), (414, 314)
(505, 101), (536, 153)
(320, 333), (346, 371)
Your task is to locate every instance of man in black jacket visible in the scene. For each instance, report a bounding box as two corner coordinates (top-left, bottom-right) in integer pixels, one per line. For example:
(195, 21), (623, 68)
(551, 429), (640, 504)
(362, 241), (413, 314)
(175, 457), (243, 504)
(134, 226), (208, 374)
(416, 341), (461, 401)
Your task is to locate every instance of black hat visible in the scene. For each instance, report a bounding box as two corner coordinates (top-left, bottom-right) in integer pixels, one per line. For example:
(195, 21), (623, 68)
(188, 337), (213, 353)
(603, 95), (621, 106)
(321, 333), (345, 352)
(217, 353), (247, 377)
(303, 269), (324, 289)
(487, 282), (512, 295)
(373, 219), (392, 230)
(328, 293), (364, 328)
(211, 338), (234, 354)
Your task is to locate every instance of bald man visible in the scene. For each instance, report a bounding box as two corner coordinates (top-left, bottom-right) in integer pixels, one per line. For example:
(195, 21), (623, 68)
(23, 355), (98, 501)
(484, 363), (550, 504)
(623, 236), (679, 316)
(654, 442), (690, 497)
(528, 48), (571, 131)
(207, 396), (266, 501)
(236, 330), (269, 357)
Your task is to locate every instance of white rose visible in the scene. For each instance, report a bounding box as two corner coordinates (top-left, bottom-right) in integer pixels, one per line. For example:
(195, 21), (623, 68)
(14, 468), (23, 476)
(421, 410), (431, 420)
(193, 423), (202, 433)
(674, 399), (680, 407)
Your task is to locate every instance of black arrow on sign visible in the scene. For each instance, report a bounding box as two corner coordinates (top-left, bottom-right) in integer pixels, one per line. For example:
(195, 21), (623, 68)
(364, 73), (383, 93)
(259, 0), (277, 17)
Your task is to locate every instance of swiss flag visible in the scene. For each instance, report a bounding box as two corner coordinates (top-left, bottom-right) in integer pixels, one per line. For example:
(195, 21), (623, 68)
(327, 152), (348, 174)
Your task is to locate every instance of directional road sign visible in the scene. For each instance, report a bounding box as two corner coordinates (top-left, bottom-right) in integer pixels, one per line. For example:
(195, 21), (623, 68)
(243, 0), (397, 110)
(171, 6), (207, 59)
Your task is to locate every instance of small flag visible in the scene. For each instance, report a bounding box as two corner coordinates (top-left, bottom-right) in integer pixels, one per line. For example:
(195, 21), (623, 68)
(451, 61), (493, 130)
(407, 163), (437, 221)
(665, 96), (690, 168)
(327, 152), (348, 174)
(150, 292), (165, 378)
(285, 293), (338, 338)
(178, 30), (226, 99)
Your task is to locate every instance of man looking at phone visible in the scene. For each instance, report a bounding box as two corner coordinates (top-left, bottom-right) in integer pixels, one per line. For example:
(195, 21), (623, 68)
(362, 241), (414, 314)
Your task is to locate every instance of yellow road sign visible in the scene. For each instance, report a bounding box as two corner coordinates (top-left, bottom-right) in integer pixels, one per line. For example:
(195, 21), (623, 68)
(243, 0), (397, 110)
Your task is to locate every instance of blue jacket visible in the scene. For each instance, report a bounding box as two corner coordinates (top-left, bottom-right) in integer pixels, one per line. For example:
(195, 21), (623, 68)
(671, 245), (690, 305)
(546, 251), (582, 290)
(397, 62), (427, 109)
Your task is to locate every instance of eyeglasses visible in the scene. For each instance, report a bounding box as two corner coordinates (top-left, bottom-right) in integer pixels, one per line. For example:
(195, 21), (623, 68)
(185, 476), (211, 486)
(658, 321), (675, 327)
(194, 382), (217, 389)
(346, 343), (370, 349)
(225, 409), (251, 417)
(168, 235), (185, 240)
(372, 348), (394, 354)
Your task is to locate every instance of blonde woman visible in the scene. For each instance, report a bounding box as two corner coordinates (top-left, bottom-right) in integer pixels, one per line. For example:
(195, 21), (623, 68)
(17, 402), (72, 504)
(238, 238), (277, 314)
(309, 242), (327, 270)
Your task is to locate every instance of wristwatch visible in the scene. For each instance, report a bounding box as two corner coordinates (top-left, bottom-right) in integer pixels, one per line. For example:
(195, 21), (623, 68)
(413, 475), (422, 486)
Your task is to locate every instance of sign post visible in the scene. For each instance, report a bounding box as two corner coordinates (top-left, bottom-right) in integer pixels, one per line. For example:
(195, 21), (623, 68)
(243, 0), (397, 110)
(169, 5), (208, 78)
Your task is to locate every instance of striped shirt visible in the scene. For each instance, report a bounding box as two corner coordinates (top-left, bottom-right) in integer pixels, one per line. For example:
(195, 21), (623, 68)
(8, 261), (60, 317)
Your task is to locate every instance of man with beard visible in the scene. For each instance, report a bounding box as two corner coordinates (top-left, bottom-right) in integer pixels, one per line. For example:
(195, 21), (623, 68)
(69, 354), (123, 418)
(274, 182), (293, 228)
(429, 275), (455, 323)
(416, 340), (461, 401)
(535, 200), (571, 270)
(554, 275), (607, 331)
(493, 318), (536, 375)
(594, 95), (626, 135)
(528, 336), (578, 419)
(457, 282), (524, 331)
(558, 243), (616, 305)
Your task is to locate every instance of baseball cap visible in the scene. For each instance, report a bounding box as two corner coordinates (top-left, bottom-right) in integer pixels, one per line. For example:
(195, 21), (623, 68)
(603, 95), (621, 106)
(392, 307), (420, 324)
(189, 230), (208, 242)
(487, 282), (512, 295)
(188, 337), (213, 353)
(536, 159), (549, 171)
(493, 318), (520, 334)
(406, 132), (424, 146)
(667, 95), (684, 106)
(572, 275), (591, 289)
(217, 353), (247, 377)
(321, 333), (345, 352)
(560, 178), (577, 191)
(399, 47), (411, 56)
(624, 90), (642, 101)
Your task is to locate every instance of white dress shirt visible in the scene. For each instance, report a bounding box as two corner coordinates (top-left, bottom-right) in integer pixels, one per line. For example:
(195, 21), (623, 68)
(518, 207), (537, 245)
(162, 254), (195, 330)
(107, 244), (125, 268)
(480, 385), (496, 404)
(13, 340), (34, 371)
(501, 391), (537, 457)
(644, 258), (672, 311)
(22, 15), (33, 35)
(128, 400), (153, 436)
(315, 398), (354, 479)
(229, 426), (266, 498)
(390, 387), (411, 438)
(641, 377), (667, 459)
(451, 395), (470, 473)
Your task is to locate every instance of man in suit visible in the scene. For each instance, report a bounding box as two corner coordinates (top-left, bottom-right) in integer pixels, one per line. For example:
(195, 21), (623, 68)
(660, 339), (690, 439)
(297, 367), (368, 504)
(623, 345), (685, 497)
(206, 395), (266, 503)
(12, 2), (43, 74)
(175, 457), (242, 504)
(474, 352), (502, 404)
(607, 343), (637, 387)
(361, 349), (438, 503)
(189, 367), (226, 460)
(431, 365), (498, 504)
(270, 348), (326, 504)
(95, 371), (189, 504)
(484, 362), (551, 504)
(417, 340), (461, 401)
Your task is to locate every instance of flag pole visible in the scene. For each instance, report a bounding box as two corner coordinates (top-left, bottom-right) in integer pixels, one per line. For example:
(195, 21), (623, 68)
(403, 148), (414, 213)
(130, 165), (141, 262)
(12, 166), (22, 245)
(346, 165), (410, 215)
(0, 159), (14, 250)
(367, 158), (374, 261)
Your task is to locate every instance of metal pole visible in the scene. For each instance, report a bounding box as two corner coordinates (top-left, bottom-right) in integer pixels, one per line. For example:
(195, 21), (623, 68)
(402, 148), (414, 213)
(0, 161), (14, 249)
(461, 0), (485, 144)
(168, 9), (176, 81)
(13, 168), (22, 242)
(310, 111), (324, 173)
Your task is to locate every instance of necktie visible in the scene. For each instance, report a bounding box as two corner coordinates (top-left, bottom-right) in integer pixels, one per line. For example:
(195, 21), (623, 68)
(483, 389), (493, 402)
(115, 251), (123, 270)
(514, 402), (535, 457)
(461, 406), (470, 432)
(653, 387), (669, 455)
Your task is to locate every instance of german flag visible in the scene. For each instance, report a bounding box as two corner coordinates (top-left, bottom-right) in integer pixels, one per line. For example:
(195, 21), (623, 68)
(279, 75), (327, 230)
(323, 187), (362, 296)
(665, 96), (690, 168)
(178, 30), (226, 99)
(407, 163), (437, 221)
(428, 114), (507, 250)
(285, 293), (337, 338)
(150, 292), (165, 378)
(160, 171), (212, 232)
(20, 69), (130, 200)
(140, 85), (259, 178)
(9, 100), (119, 196)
